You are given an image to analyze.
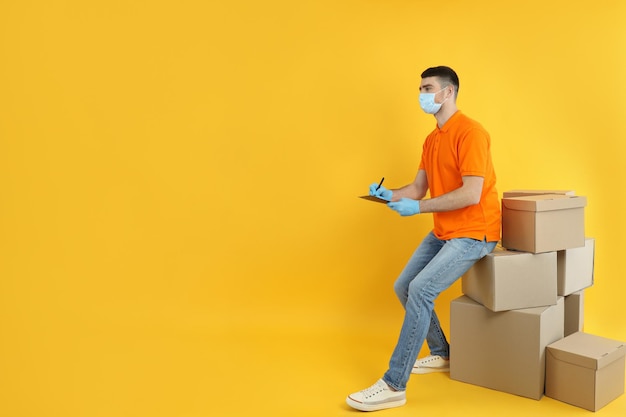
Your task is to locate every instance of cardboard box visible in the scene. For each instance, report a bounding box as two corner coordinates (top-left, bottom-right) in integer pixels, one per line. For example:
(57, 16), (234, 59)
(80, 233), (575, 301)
(557, 238), (595, 296)
(502, 194), (587, 253)
(546, 332), (626, 411)
(462, 247), (557, 311)
(503, 189), (575, 198)
(564, 291), (584, 337)
(450, 296), (564, 400)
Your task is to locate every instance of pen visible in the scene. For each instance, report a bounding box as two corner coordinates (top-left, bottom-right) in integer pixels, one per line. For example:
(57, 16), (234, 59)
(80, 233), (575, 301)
(376, 177), (385, 191)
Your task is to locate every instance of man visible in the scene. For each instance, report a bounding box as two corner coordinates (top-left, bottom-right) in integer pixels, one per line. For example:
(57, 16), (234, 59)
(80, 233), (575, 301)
(347, 66), (501, 411)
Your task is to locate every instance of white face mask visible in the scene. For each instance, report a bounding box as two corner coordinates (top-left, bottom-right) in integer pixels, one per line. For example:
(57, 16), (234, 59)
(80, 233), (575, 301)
(419, 87), (449, 114)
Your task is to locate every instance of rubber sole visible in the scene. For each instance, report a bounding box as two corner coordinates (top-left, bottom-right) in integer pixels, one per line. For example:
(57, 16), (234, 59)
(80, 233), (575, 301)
(411, 366), (450, 374)
(346, 396), (406, 411)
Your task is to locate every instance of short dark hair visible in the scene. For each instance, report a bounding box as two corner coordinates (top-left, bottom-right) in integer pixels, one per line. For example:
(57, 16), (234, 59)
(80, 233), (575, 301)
(421, 66), (459, 95)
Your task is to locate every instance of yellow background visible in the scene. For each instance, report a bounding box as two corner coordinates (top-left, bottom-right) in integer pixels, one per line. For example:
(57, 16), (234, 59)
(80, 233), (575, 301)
(1, 1), (625, 416)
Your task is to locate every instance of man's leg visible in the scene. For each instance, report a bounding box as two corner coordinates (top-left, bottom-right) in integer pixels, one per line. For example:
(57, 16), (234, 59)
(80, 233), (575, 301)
(347, 233), (446, 411)
(382, 237), (496, 391)
(425, 310), (450, 358)
(393, 232), (450, 362)
(346, 236), (496, 411)
(393, 232), (445, 308)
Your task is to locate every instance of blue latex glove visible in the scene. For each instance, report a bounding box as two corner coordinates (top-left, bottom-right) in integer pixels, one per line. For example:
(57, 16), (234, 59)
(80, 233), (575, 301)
(369, 183), (393, 201)
(387, 198), (421, 216)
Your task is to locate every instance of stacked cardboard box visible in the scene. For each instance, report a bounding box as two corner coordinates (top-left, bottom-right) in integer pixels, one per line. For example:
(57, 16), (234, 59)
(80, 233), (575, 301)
(450, 295), (563, 400)
(450, 190), (624, 410)
(546, 332), (625, 411)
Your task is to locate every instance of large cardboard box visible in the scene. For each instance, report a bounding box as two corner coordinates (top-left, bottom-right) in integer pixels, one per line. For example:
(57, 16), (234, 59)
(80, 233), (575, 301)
(450, 296), (564, 400)
(546, 332), (626, 411)
(564, 291), (584, 337)
(557, 238), (595, 296)
(462, 247), (557, 311)
(503, 189), (575, 198)
(502, 194), (587, 253)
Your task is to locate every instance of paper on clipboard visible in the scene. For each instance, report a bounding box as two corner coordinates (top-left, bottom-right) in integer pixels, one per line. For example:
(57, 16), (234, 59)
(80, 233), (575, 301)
(359, 195), (390, 204)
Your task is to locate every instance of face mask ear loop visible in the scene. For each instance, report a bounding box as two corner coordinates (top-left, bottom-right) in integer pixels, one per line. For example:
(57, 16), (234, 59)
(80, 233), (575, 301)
(429, 86), (446, 103)
(437, 87), (450, 107)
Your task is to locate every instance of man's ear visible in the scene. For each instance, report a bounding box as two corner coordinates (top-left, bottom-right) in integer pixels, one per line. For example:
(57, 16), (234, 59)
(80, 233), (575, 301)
(447, 85), (456, 100)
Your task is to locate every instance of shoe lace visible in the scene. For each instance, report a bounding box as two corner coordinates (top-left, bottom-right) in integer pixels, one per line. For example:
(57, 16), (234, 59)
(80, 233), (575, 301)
(420, 355), (446, 365)
(361, 381), (386, 398)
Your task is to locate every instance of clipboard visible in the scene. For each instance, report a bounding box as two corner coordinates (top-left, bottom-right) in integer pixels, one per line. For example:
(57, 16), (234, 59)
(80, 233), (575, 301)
(359, 195), (390, 204)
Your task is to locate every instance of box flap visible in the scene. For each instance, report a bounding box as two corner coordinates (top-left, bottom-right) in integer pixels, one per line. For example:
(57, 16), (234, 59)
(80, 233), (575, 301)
(502, 194), (587, 212)
(547, 332), (626, 370)
(503, 189), (575, 198)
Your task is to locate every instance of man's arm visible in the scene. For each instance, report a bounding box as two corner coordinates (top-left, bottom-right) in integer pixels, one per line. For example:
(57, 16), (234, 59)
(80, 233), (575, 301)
(390, 169), (429, 201)
(418, 175), (484, 213)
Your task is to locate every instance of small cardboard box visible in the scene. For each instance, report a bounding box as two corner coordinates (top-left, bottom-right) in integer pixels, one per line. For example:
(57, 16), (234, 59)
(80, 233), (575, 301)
(462, 247), (557, 311)
(564, 291), (584, 337)
(557, 238), (595, 296)
(502, 194), (587, 253)
(546, 332), (626, 411)
(450, 295), (564, 400)
(503, 189), (575, 198)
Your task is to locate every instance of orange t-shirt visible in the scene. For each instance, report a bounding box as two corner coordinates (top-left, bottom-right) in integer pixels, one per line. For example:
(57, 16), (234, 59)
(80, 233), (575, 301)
(418, 111), (501, 241)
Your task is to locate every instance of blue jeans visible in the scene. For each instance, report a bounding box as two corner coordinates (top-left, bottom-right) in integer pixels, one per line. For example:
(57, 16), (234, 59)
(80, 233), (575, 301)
(382, 231), (497, 391)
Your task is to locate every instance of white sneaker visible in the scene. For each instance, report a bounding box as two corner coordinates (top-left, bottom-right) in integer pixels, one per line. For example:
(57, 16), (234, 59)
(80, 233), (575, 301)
(411, 355), (450, 374)
(346, 379), (406, 411)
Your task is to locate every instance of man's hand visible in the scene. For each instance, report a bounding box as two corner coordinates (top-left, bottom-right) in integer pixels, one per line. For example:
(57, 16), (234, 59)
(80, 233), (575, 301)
(369, 183), (393, 201)
(388, 198), (421, 216)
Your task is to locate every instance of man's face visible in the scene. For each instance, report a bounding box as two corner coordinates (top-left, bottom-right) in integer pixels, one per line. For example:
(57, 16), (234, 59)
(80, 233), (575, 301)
(419, 77), (450, 103)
